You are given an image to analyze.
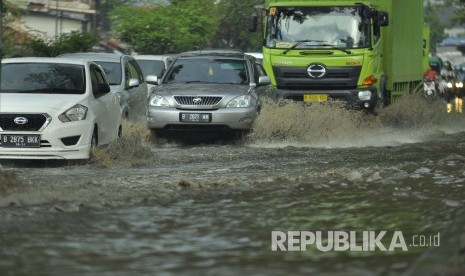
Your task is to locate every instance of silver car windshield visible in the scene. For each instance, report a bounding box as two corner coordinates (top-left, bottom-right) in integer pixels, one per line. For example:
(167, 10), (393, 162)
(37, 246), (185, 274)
(137, 60), (165, 78)
(266, 6), (371, 49)
(163, 58), (249, 85)
(93, 61), (122, 85)
(0, 63), (86, 94)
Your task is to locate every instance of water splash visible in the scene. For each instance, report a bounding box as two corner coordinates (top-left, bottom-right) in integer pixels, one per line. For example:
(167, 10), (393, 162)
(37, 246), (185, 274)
(250, 98), (367, 146)
(90, 121), (154, 167)
(0, 169), (22, 194)
(249, 94), (465, 148)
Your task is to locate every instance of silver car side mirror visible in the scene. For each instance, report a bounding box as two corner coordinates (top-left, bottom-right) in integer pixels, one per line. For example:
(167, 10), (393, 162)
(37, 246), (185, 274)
(128, 78), (140, 88)
(146, 75), (159, 85)
(258, 76), (271, 86)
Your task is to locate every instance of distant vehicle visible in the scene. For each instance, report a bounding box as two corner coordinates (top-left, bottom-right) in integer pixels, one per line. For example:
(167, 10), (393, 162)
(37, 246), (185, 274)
(59, 52), (147, 120)
(423, 76), (437, 99)
(146, 49), (270, 138)
(132, 54), (174, 95)
(0, 57), (122, 160)
(429, 56), (444, 74)
(245, 52), (263, 63)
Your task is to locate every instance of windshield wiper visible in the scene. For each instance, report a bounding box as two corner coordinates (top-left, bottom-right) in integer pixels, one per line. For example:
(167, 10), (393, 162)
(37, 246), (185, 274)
(282, 39), (326, 55)
(315, 44), (352, 54)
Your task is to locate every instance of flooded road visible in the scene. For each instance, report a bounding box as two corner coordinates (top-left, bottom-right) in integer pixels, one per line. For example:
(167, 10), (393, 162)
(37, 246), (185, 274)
(1, 95), (465, 276)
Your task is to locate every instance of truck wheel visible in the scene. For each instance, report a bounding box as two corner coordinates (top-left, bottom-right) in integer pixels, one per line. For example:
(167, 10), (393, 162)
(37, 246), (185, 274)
(373, 78), (388, 114)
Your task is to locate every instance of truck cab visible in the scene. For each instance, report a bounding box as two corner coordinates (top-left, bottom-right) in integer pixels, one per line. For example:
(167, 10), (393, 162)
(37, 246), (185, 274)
(251, 0), (424, 111)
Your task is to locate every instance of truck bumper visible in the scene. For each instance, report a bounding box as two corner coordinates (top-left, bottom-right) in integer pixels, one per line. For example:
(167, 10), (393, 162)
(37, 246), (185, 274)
(275, 86), (379, 110)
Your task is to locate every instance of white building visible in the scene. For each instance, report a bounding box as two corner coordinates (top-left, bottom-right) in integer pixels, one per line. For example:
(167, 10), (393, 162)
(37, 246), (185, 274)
(9, 0), (96, 38)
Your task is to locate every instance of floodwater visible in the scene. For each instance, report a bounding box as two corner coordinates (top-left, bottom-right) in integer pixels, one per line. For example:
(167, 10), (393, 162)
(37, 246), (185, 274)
(1, 95), (465, 276)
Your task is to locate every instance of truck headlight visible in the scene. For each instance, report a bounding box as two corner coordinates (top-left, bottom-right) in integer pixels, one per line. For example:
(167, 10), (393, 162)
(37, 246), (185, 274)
(59, 104), (88, 122)
(358, 91), (372, 101)
(149, 94), (170, 107)
(226, 95), (252, 108)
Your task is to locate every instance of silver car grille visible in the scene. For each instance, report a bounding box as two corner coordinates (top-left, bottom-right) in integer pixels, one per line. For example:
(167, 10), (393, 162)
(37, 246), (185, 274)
(174, 96), (223, 106)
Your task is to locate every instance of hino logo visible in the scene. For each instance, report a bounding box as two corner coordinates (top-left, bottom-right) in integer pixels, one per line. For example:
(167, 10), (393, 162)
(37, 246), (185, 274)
(13, 117), (28, 125)
(307, 64), (327, 79)
(192, 97), (202, 104)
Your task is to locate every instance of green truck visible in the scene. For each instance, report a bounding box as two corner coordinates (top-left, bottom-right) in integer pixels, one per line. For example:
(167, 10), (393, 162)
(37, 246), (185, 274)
(250, 0), (426, 111)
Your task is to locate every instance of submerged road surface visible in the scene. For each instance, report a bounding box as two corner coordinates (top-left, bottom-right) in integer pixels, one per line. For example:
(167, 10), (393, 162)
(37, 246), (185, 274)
(1, 95), (465, 275)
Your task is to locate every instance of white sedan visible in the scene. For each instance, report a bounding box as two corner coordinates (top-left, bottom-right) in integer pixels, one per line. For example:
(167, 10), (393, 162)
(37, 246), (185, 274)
(0, 57), (123, 160)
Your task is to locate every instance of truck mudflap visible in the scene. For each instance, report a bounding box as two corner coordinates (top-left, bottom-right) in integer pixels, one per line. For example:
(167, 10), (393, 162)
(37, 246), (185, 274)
(273, 86), (379, 110)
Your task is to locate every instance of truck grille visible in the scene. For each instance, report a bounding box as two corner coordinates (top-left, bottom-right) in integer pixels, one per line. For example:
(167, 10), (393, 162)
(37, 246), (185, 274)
(0, 113), (49, 131)
(174, 96), (222, 106)
(273, 66), (362, 90)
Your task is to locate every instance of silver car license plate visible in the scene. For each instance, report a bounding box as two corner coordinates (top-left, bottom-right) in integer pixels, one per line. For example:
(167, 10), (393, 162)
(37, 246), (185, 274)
(179, 113), (211, 123)
(0, 134), (41, 148)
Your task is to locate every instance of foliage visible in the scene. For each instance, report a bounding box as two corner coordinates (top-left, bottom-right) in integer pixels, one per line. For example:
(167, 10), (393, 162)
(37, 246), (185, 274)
(109, 0), (265, 53)
(26, 31), (99, 57)
(1, 1), (26, 57)
(424, 0), (447, 53)
(444, 0), (465, 26)
(110, 0), (219, 54)
(212, 0), (263, 51)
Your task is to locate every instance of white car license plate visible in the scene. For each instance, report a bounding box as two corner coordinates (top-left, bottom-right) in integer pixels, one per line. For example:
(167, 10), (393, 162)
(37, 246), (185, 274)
(0, 134), (41, 148)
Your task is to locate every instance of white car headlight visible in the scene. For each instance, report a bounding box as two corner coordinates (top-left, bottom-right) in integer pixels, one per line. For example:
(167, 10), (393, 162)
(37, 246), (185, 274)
(58, 104), (88, 123)
(226, 95), (252, 108)
(149, 94), (170, 107)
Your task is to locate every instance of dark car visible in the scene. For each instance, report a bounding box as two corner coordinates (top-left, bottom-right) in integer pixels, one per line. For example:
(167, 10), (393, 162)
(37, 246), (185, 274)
(146, 49), (270, 137)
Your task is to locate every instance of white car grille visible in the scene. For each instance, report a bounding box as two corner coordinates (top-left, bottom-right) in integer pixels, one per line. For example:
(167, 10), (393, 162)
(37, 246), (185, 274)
(0, 113), (50, 131)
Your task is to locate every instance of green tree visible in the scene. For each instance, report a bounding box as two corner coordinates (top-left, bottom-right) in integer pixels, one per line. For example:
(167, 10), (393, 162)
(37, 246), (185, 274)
(424, 0), (447, 53)
(26, 31), (99, 57)
(445, 0), (465, 26)
(1, 1), (25, 57)
(110, 0), (219, 54)
(212, 0), (263, 51)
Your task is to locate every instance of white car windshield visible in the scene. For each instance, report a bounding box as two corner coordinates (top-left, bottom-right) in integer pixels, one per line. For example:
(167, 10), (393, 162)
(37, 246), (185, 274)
(0, 63), (86, 94)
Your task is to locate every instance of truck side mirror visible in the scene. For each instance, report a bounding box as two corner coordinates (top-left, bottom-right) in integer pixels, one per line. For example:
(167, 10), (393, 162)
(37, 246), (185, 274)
(249, 14), (258, 32)
(377, 11), (389, 27)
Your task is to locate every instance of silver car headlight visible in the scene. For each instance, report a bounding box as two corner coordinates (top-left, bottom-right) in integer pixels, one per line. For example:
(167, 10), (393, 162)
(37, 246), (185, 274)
(58, 104), (88, 123)
(226, 95), (252, 108)
(149, 94), (170, 107)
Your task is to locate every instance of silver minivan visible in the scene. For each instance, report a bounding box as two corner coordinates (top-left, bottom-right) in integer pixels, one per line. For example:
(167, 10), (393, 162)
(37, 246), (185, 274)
(59, 52), (147, 120)
(133, 55), (175, 95)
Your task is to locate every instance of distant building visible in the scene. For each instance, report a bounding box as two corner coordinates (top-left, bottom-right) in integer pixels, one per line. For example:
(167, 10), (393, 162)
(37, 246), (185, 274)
(7, 0), (96, 37)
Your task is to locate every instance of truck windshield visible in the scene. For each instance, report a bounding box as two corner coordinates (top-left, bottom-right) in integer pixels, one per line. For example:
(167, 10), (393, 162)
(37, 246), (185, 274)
(266, 6), (371, 50)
